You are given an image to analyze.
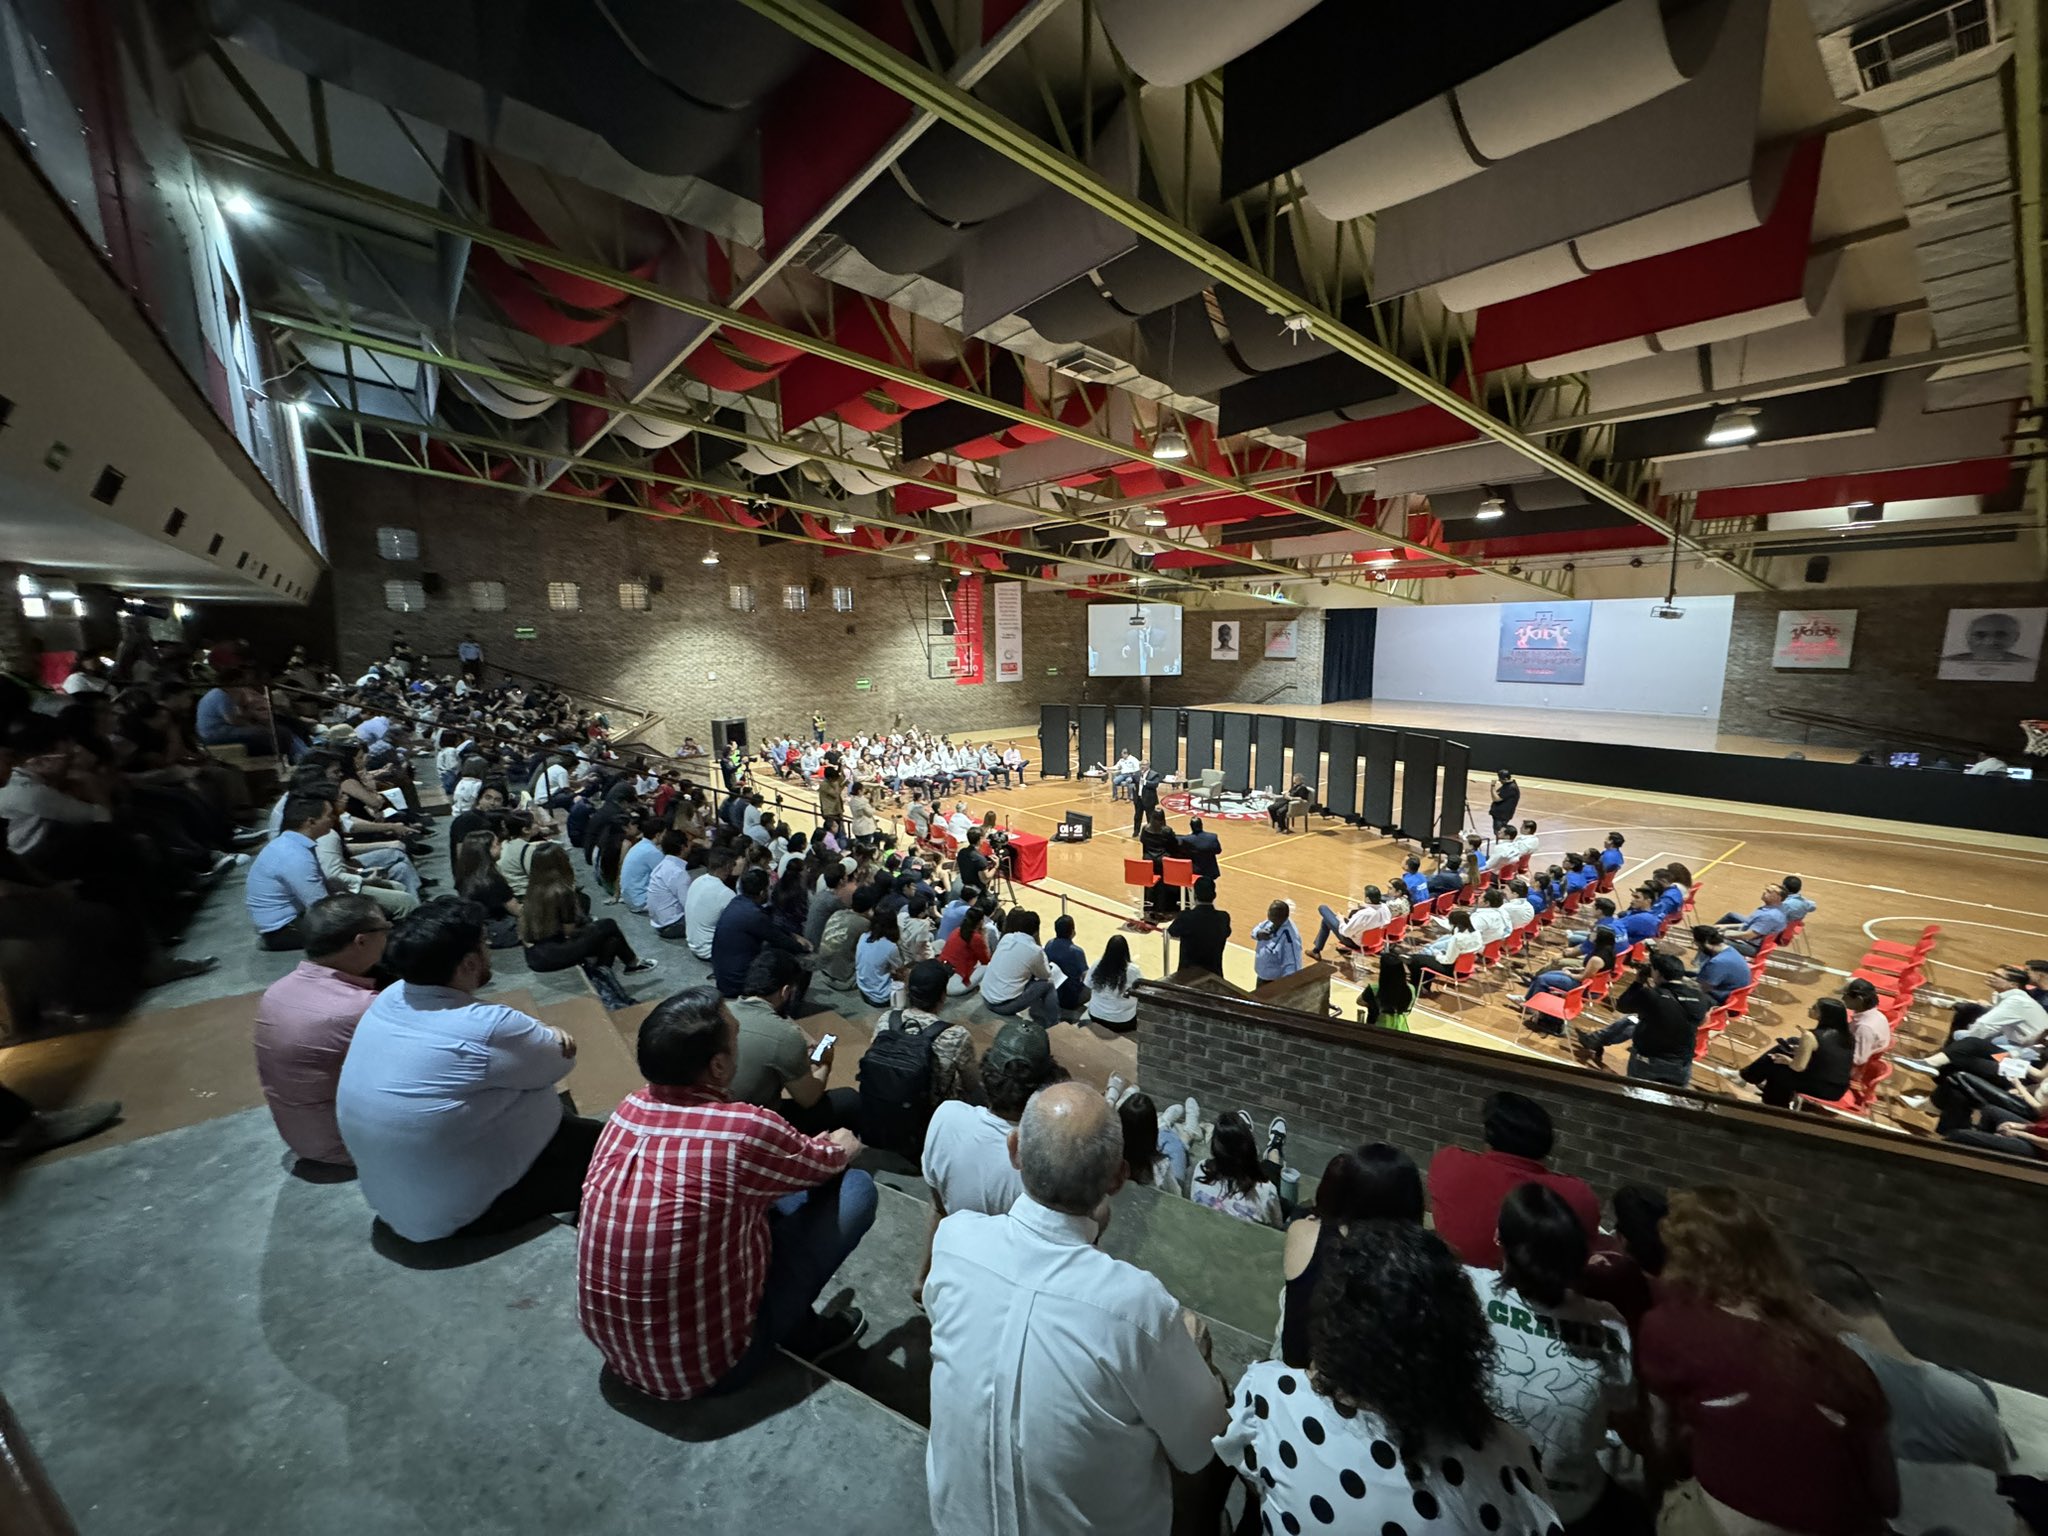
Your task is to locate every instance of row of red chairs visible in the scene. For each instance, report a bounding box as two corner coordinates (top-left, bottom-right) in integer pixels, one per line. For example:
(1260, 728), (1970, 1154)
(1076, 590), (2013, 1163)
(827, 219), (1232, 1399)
(1794, 924), (1938, 1118)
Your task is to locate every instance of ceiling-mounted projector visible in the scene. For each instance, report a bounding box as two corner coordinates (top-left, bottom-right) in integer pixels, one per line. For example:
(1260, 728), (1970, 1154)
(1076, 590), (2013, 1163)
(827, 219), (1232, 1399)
(1650, 602), (1685, 620)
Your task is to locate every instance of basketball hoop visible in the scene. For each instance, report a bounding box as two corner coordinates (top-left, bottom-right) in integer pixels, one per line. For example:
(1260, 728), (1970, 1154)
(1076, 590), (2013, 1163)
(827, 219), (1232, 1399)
(2022, 720), (2048, 757)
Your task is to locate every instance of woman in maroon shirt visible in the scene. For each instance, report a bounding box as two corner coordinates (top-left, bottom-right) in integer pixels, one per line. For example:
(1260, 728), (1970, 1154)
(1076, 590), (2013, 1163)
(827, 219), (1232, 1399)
(1637, 1187), (1898, 1535)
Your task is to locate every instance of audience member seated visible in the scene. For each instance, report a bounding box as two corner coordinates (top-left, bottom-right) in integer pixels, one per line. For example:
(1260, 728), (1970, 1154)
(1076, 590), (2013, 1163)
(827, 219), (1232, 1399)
(518, 843), (654, 988)
(1115, 1091), (1183, 1197)
(1189, 1110), (1284, 1228)
(1251, 899), (1304, 982)
(1573, 952), (1706, 1085)
(937, 894), (995, 997)
(924, 1082), (1227, 1534)
(576, 986), (875, 1399)
(1577, 1185), (1668, 1331)
(1715, 882), (1790, 956)
(1279, 1143), (1424, 1367)
(197, 669), (309, 761)
(1740, 997), (1857, 1108)
(246, 792), (338, 950)
(643, 829), (691, 940)
(814, 886), (870, 995)
(1473, 1185), (1644, 1532)
(253, 894), (388, 1169)
(1358, 950), (1416, 1031)
(1401, 908), (1480, 995)
(1808, 1259), (2017, 1536)
(335, 899), (602, 1241)
(1221, 1222), (1563, 1533)
(913, 1019), (1061, 1302)
(1637, 1187), (1899, 1535)
(1044, 913), (1089, 1015)
(1428, 1091), (1600, 1267)
(726, 950), (856, 1135)
(683, 850), (737, 961)
(854, 906), (905, 1008)
(1307, 884), (1390, 963)
(1084, 935), (1143, 1031)
(1897, 966), (2048, 1088)
(614, 816), (662, 914)
(979, 908), (1060, 1029)
(1692, 925), (1751, 1005)
(711, 866), (810, 1002)
(1167, 878), (1231, 976)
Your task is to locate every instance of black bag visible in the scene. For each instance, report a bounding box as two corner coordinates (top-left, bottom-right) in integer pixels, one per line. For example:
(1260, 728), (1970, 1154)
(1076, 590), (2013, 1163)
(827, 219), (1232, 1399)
(858, 1009), (940, 1157)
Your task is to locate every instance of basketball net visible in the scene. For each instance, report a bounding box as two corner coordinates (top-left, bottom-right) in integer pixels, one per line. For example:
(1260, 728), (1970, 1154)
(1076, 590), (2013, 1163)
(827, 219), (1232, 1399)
(2022, 720), (2048, 757)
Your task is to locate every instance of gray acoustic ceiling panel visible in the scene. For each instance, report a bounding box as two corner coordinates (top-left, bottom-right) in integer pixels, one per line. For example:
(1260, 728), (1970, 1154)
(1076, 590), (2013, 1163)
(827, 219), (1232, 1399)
(1139, 299), (1252, 397)
(1096, 0), (1320, 89)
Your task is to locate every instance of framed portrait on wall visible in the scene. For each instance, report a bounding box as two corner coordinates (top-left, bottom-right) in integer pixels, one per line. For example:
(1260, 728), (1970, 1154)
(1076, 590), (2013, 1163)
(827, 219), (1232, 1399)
(1264, 620), (1299, 659)
(1211, 621), (1240, 661)
(1771, 609), (1856, 670)
(1937, 608), (2045, 682)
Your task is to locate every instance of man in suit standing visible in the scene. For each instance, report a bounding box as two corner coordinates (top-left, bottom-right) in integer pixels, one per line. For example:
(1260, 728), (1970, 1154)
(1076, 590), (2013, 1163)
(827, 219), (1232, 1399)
(1130, 767), (1162, 838)
(1180, 816), (1223, 883)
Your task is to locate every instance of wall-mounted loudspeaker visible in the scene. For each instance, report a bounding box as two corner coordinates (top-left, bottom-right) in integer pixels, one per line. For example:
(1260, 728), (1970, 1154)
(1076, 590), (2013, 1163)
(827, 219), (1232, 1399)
(1803, 556), (1830, 585)
(420, 571), (446, 595)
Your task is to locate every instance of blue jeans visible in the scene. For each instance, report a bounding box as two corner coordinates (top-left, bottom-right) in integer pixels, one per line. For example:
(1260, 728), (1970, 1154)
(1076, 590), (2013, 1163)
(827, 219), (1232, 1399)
(1112, 772), (1137, 800)
(1627, 1052), (1692, 1087)
(357, 844), (420, 896)
(1156, 1129), (1188, 1190)
(712, 1171), (878, 1395)
(987, 976), (1060, 1030)
(1583, 1017), (1637, 1048)
(1524, 971), (1575, 1000)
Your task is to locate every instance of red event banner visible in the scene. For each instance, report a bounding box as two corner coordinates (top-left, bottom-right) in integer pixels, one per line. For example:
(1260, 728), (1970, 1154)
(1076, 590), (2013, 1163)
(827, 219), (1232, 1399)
(953, 574), (985, 685)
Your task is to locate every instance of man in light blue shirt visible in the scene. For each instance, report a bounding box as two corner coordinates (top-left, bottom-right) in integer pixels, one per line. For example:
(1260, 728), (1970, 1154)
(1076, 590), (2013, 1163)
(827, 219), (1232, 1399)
(1692, 927), (1752, 1005)
(335, 898), (600, 1242)
(644, 830), (692, 939)
(246, 794), (336, 949)
(1777, 875), (1816, 925)
(1717, 885), (1789, 956)
(1251, 900), (1303, 982)
(617, 817), (663, 913)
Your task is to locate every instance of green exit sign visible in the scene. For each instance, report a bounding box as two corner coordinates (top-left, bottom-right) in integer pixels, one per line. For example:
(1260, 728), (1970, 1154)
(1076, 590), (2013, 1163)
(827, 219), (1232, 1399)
(1045, 666), (1059, 676)
(513, 626), (537, 641)
(854, 678), (873, 691)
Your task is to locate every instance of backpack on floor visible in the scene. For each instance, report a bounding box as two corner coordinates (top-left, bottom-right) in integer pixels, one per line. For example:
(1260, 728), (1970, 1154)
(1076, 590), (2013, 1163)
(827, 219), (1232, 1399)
(858, 1010), (939, 1157)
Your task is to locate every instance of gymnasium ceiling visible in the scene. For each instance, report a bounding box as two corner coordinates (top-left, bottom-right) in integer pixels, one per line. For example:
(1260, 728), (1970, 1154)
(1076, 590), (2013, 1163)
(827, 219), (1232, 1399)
(154, 0), (2046, 605)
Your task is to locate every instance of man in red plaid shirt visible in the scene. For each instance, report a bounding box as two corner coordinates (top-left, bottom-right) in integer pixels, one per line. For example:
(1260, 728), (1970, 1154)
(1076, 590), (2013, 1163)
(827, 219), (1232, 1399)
(576, 986), (877, 1399)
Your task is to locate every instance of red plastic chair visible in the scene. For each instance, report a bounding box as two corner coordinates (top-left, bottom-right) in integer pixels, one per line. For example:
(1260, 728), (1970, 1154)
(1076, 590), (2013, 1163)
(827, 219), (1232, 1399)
(1595, 866), (1617, 894)
(1800, 1057), (1894, 1117)
(1353, 925), (1387, 956)
(1160, 857), (1197, 895)
(1560, 888), (1584, 916)
(1695, 1005), (1731, 1061)
(1723, 984), (1755, 1021)
(1682, 883), (1701, 919)
(1523, 983), (1586, 1032)
(1868, 924), (1939, 961)
(1384, 912), (1409, 944)
(1480, 938), (1505, 970)
(1582, 968), (1616, 1004)
(1122, 858), (1157, 927)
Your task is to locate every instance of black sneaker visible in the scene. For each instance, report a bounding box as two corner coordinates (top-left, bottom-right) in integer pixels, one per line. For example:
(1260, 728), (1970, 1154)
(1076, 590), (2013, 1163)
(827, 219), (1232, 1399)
(795, 1307), (867, 1366)
(623, 958), (657, 975)
(1, 1101), (122, 1157)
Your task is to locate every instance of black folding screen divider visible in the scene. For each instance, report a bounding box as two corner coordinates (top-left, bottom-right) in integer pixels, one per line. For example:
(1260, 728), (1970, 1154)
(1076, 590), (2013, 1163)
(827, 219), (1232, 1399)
(1149, 708), (1180, 775)
(1076, 705), (1107, 770)
(1323, 724), (1360, 817)
(1362, 728), (1398, 827)
(1398, 733), (1440, 845)
(1113, 705), (1143, 761)
(1185, 711), (1218, 779)
(1038, 706), (1070, 778)
(1221, 713), (1254, 790)
(1438, 740), (1471, 850)
(1289, 719), (1322, 798)
(1253, 716), (1287, 792)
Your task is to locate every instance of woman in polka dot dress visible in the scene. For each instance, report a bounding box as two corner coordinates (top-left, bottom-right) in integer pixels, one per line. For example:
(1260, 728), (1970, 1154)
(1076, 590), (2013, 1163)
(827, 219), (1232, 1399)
(1217, 1221), (1563, 1536)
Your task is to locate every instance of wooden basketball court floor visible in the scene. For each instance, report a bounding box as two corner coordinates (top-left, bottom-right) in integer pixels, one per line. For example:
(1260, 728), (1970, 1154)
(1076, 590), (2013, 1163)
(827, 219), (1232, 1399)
(925, 708), (2048, 1124)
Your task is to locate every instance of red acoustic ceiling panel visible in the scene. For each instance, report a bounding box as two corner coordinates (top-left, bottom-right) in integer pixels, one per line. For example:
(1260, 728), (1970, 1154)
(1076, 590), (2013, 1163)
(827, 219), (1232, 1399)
(1161, 493), (1274, 529)
(1693, 457), (2013, 519)
(469, 246), (622, 345)
(1448, 526), (1660, 558)
(894, 469), (957, 513)
(1301, 377), (1481, 472)
(1470, 136), (1826, 379)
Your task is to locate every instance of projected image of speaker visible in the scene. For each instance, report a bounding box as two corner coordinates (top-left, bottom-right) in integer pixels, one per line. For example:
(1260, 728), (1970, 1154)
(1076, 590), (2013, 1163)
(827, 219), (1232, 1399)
(1056, 811), (1094, 842)
(1086, 602), (1184, 677)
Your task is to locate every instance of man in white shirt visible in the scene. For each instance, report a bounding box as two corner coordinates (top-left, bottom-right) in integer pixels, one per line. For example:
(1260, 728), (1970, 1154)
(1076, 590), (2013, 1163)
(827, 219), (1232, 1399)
(914, 1021), (1060, 1302)
(1899, 966), (2048, 1084)
(946, 801), (973, 843)
(644, 831), (692, 940)
(683, 852), (737, 961)
(1111, 751), (1142, 800)
(1307, 885), (1390, 962)
(1000, 744), (1026, 785)
(1469, 888), (1515, 946)
(925, 1081), (1228, 1535)
(1501, 878), (1537, 934)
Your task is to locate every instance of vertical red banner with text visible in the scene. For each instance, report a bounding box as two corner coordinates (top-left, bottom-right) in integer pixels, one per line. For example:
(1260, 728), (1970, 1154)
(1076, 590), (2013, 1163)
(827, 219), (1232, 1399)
(953, 575), (985, 685)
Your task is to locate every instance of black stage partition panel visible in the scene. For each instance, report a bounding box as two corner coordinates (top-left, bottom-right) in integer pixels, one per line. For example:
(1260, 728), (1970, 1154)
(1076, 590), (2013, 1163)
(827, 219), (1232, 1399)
(1289, 719), (1323, 798)
(1398, 732), (1440, 844)
(1076, 705), (1108, 771)
(1437, 740), (1470, 854)
(1323, 723), (1360, 818)
(1149, 708), (1180, 776)
(1185, 710), (1218, 780)
(1221, 713), (1254, 792)
(1362, 727), (1398, 828)
(1253, 715), (1287, 792)
(1114, 705), (1144, 762)
(1039, 705), (1071, 778)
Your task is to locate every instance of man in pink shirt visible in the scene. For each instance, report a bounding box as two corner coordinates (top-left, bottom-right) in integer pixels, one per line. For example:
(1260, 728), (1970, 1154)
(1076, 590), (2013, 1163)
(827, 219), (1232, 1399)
(254, 894), (389, 1168)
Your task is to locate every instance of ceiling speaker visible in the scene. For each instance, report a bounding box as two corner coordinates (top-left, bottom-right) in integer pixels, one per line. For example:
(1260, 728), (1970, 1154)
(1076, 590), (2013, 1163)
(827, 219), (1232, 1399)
(1803, 556), (1829, 585)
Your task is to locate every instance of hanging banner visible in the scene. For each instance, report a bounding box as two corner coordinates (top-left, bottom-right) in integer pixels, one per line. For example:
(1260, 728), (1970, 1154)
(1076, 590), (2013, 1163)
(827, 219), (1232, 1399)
(953, 574), (986, 685)
(993, 581), (1023, 682)
(1771, 609), (1856, 669)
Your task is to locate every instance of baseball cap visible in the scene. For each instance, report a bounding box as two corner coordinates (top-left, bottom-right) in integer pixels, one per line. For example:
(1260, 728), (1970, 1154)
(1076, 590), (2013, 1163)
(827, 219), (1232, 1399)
(984, 1021), (1053, 1076)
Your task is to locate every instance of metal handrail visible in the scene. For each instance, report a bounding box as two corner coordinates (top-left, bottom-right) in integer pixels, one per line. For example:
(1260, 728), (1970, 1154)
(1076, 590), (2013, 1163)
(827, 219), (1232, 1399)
(1765, 706), (1997, 758)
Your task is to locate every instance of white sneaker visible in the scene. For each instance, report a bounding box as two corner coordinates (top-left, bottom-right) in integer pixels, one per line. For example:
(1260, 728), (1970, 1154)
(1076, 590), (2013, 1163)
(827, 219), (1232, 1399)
(1183, 1096), (1202, 1134)
(1113, 1082), (1141, 1109)
(1160, 1103), (1184, 1129)
(1267, 1116), (1289, 1158)
(1105, 1073), (1128, 1106)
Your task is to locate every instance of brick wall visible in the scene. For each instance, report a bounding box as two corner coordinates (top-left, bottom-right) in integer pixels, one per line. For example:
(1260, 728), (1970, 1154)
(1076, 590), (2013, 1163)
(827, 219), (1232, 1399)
(1137, 985), (2048, 1369)
(1722, 583), (2048, 751)
(311, 460), (1324, 740)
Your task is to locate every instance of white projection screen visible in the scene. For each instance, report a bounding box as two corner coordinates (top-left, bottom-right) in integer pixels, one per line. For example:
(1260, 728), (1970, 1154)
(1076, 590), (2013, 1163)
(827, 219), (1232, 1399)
(1087, 602), (1184, 677)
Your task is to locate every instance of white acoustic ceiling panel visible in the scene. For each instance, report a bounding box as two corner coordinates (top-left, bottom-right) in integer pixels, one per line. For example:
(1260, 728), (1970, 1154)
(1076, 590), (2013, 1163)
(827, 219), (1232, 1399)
(1371, 440), (1553, 499)
(1095, 0), (1320, 89)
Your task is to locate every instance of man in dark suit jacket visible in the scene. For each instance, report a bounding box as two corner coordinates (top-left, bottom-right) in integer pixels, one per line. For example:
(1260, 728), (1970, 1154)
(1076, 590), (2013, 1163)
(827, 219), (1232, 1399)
(1486, 770), (1520, 829)
(1130, 768), (1161, 837)
(1180, 816), (1223, 882)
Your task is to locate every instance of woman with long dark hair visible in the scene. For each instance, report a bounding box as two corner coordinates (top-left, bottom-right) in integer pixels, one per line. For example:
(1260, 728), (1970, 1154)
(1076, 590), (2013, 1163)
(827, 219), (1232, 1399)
(1740, 996), (1857, 1107)
(1086, 934), (1144, 1031)
(1220, 1223), (1560, 1531)
(1638, 1187), (1897, 1534)
(1279, 1143), (1423, 1367)
(1473, 1185), (1644, 1533)
(1189, 1111), (1283, 1228)
(1116, 1092), (1183, 1196)
(518, 842), (652, 980)
(1525, 926), (1618, 1003)
(453, 829), (518, 923)
(1359, 949), (1414, 1030)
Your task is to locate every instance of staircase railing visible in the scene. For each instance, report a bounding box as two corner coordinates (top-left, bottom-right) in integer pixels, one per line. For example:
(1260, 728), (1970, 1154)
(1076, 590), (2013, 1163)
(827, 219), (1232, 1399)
(1765, 706), (1997, 758)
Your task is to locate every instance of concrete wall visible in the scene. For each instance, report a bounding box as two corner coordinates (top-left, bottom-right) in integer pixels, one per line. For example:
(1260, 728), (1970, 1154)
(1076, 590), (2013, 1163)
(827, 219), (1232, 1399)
(312, 461), (1324, 741)
(1137, 984), (2048, 1384)
(1370, 596), (1735, 717)
(1720, 582), (2048, 752)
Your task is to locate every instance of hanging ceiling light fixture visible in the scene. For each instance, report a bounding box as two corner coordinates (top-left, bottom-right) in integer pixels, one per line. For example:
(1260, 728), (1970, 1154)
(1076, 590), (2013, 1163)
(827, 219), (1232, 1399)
(1142, 508), (1169, 527)
(700, 544), (719, 566)
(832, 512), (857, 534)
(913, 545), (934, 562)
(1153, 423), (1190, 461)
(1475, 495), (1506, 520)
(1705, 404), (1760, 446)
